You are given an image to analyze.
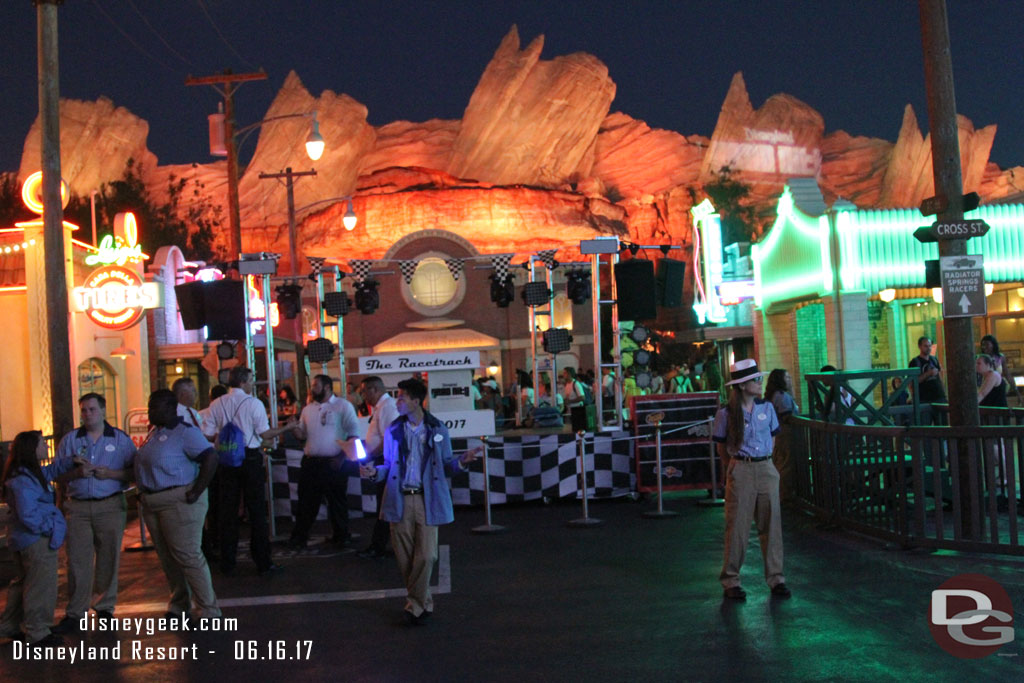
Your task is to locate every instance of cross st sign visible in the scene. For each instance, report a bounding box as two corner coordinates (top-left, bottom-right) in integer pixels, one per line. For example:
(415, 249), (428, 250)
(939, 255), (987, 319)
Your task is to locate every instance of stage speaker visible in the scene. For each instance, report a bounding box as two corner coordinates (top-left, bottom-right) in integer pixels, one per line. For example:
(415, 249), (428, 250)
(174, 281), (207, 330)
(203, 279), (246, 341)
(614, 260), (657, 321)
(656, 258), (686, 307)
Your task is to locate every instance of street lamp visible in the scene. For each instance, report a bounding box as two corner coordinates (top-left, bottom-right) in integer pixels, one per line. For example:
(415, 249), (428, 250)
(305, 111), (325, 161)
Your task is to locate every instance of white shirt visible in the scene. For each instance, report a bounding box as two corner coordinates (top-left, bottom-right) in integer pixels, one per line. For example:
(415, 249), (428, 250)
(201, 387), (269, 449)
(297, 394), (360, 457)
(365, 393), (399, 458)
(177, 403), (204, 430)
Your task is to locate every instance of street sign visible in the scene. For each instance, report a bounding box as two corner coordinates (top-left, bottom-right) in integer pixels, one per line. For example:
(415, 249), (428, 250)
(918, 191), (979, 217)
(939, 255), (986, 319)
(914, 218), (990, 243)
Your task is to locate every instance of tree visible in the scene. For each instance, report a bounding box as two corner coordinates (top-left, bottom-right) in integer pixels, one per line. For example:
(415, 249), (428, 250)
(697, 166), (758, 246)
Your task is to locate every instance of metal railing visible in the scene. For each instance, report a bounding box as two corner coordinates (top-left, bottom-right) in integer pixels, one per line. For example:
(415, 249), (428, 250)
(792, 405), (1024, 555)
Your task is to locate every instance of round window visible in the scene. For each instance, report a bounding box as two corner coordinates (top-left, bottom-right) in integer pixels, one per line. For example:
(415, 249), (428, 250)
(410, 258), (457, 307)
(400, 253), (467, 316)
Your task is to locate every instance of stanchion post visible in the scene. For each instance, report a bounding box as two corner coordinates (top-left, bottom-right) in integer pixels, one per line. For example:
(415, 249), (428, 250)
(643, 414), (678, 518)
(124, 491), (154, 552)
(699, 418), (725, 506)
(568, 430), (604, 527)
(265, 450), (278, 540)
(472, 438), (507, 534)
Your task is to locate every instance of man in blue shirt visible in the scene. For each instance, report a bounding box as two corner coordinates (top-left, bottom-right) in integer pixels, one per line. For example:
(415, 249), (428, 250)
(361, 378), (480, 625)
(51, 393), (137, 634)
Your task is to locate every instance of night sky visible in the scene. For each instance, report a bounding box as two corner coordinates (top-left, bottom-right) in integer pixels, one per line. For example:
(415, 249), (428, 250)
(1, 1), (1021, 175)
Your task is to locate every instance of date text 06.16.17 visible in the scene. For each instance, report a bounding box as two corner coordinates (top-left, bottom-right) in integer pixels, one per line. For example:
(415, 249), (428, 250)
(234, 640), (313, 661)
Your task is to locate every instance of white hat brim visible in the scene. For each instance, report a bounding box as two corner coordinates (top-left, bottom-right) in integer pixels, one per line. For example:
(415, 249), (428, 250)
(725, 371), (765, 386)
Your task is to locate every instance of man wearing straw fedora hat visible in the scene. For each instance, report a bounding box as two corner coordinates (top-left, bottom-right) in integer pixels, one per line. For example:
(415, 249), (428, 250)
(712, 358), (790, 600)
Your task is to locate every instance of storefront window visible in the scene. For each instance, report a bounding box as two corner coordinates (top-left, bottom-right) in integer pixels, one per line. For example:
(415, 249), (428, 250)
(78, 358), (118, 426)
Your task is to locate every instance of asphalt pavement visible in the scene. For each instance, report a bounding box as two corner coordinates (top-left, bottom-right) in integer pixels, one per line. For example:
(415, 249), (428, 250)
(1, 492), (1022, 682)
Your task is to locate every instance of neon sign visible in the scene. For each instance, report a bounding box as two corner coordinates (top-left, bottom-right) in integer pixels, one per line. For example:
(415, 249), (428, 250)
(72, 265), (163, 330)
(690, 198), (727, 324)
(14, 171), (79, 233)
(85, 212), (145, 266)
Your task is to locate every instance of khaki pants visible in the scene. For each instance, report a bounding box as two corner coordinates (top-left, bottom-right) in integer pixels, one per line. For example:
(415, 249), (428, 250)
(64, 494), (127, 618)
(720, 459), (785, 589)
(390, 493), (438, 617)
(0, 537), (58, 642)
(142, 486), (221, 618)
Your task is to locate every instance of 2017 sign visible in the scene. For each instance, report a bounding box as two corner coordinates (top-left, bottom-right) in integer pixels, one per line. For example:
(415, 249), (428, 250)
(72, 265), (163, 330)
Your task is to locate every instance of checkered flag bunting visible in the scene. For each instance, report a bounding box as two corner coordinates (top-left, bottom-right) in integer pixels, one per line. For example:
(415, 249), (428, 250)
(537, 249), (558, 269)
(399, 260), (417, 284)
(445, 258), (464, 281)
(306, 256), (326, 281)
(349, 259), (372, 283)
(491, 254), (514, 281)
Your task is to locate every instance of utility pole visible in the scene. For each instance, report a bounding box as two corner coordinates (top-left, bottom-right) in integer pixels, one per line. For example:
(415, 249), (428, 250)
(185, 69), (267, 260)
(257, 167), (317, 275)
(918, 0), (979, 537)
(36, 0), (74, 438)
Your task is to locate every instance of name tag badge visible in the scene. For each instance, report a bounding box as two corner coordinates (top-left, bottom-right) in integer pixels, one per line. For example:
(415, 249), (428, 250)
(158, 435), (168, 442)
(757, 413), (767, 421)
(433, 434), (443, 443)
(105, 444), (116, 452)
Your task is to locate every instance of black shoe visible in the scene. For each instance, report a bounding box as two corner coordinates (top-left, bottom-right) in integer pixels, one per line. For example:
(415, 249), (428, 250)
(259, 563), (283, 577)
(219, 565), (236, 577)
(94, 610), (114, 620)
(51, 616), (81, 635)
(723, 586), (747, 601)
(163, 611), (190, 627)
(405, 611), (427, 626)
(771, 583), (792, 598)
(29, 633), (65, 647)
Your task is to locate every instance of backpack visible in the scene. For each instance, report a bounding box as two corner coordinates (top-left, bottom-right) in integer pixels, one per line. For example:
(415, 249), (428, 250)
(215, 400), (252, 468)
(574, 380), (595, 406)
(529, 404), (564, 428)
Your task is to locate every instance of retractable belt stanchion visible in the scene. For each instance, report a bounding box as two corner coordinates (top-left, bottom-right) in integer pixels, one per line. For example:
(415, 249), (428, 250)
(124, 488), (154, 552)
(643, 414), (678, 518)
(568, 430), (603, 527)
(472, 438), (507, 534)
(699, 421), (725, 506)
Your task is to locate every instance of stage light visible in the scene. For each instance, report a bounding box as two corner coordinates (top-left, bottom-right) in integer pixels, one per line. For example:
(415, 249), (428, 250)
(323, 290), (351, 317)
(490, 274), (515, 308)
(521, 281), (551, 307)
(635, 370), (652, 389)
(275, 283), (304, 320)
(629, 324), (650, 344)
(354, 279), (380, 314)
(542, 328), (573, 354)
(216, 341), (235, 360)
(634, 349), (651, 366)
(307, 337), (335, 363)
(566, 270), (591, 305)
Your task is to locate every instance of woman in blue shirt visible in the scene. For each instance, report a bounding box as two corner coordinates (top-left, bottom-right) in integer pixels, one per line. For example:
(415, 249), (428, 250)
(712, 359), (789, 601)
(0, 430), (79, 646)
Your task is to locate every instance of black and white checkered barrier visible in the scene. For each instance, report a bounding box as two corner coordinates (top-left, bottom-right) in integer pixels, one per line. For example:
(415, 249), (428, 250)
(269, 432), (634, 520)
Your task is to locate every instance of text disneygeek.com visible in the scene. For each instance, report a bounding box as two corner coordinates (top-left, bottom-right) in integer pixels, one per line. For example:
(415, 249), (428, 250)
(9, 614), (312, 662)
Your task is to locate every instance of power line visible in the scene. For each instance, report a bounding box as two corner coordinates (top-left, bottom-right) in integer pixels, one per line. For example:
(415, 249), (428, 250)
(125, 0), (195, 68)
(194, 0), (258, 70)
(89, 0), (181, 75)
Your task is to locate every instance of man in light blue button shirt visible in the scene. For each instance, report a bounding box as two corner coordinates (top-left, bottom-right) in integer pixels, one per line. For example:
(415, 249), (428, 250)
(51, 393), (136, 634)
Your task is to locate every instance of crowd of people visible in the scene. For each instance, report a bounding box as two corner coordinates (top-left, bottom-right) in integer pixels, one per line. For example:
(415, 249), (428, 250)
(1, 333), (1017, 643)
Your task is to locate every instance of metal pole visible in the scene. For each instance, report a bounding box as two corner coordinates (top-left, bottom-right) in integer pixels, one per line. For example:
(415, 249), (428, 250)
(472, 438), (506, 534)
(285, 169), (297, 276)
(529, 260), (540, 409)
(37, 0), (74, 439)
(262, 272), (278, 428)
(568, 431), (604, 527)
(643, 419), (678, 518)
(699, 419), (725, 506)
(919, 0), (979, 537)
(591, 253), (603, 426)
(90, 190), (98, 246)
(546, 264), (557, 411)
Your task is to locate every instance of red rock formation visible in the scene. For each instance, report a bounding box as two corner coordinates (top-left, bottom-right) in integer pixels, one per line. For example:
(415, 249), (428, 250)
(817, 130), (892, 206)
(359, 119), (459, 177)
(447, 26), (616, 186)
(18, 97), (157, 196)
(591, 112), (707, 199)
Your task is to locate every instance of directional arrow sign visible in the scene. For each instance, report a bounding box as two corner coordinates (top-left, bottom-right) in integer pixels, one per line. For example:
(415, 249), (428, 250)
(939, 255), (986, 319)
(914, 218), (990, 243)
